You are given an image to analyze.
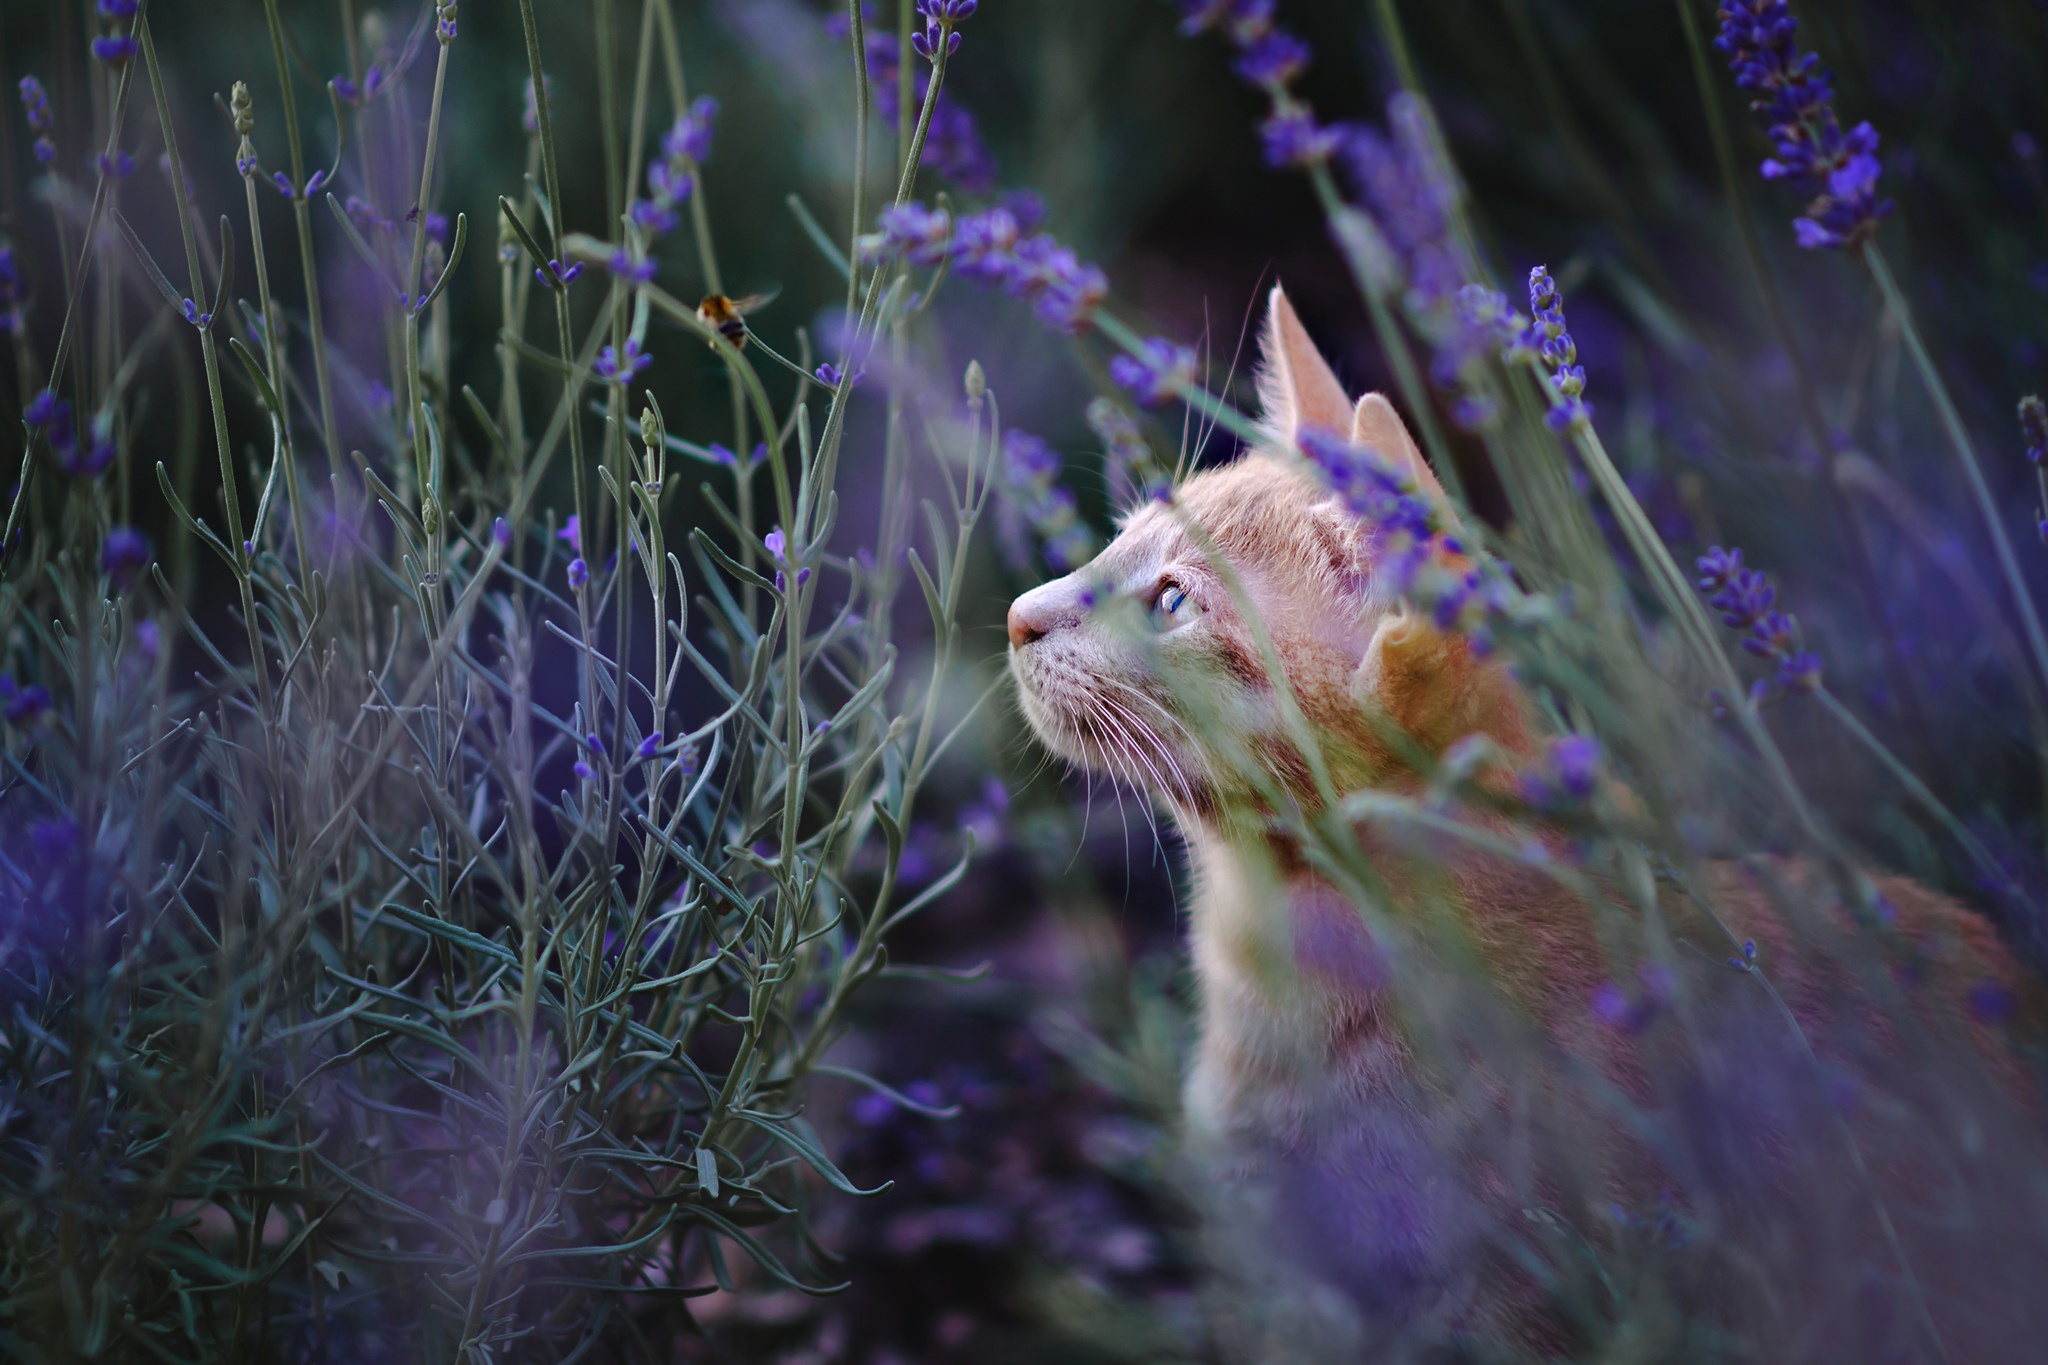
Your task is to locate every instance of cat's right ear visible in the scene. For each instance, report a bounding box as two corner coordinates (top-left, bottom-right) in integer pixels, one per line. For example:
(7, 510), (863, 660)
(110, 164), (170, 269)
(1351, 392), (1462, 535)
(1256, 285), (1353, 446)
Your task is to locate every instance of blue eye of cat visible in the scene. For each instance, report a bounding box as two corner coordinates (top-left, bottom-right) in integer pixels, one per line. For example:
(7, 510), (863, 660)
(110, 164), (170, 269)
(1153, 581), (1196, 626)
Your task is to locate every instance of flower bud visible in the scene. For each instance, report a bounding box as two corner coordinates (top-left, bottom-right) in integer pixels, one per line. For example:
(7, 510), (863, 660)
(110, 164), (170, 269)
(963, 359), (985, 407)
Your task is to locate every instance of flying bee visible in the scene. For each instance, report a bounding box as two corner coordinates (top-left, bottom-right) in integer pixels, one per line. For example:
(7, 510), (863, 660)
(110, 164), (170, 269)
(695, 289), (777, 350)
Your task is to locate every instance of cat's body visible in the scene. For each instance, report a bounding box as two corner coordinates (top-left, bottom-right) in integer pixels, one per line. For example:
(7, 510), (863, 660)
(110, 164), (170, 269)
(1008, 288), (2041, 1358)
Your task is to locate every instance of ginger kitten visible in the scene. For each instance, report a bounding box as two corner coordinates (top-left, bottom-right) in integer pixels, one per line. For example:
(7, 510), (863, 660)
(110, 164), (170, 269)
(1008, 287), (2040, 1358)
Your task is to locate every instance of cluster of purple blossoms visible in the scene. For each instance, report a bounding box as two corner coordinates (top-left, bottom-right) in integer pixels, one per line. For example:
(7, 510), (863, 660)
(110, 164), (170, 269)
(1109, 338), (1196, 409)
(865, 200), (1107, 334)
(558, 515), (590, 590)
(435, 0), (458, 45)
(1590, 963), (1673, 1035)
(26, 389), (113, 478)
(1299, 426), (1549, 654)
(100, 527), (151, 591)
(0, 248), (23, 335)
(1346, 94), (1506, 414)
(595, 338), (652, 383)
(0, 675), (52, 729)
(911, 0), (977, 62)
(1526, 267), (1592, 432)
(1088, 398), (1173, 506)
(764, 527), (813, 594)
(19, 77), (55, 166)
(273, 168), (330, 202)
(2018, 396), (2048, 543)
(1714, 0), (1892, 250)
(826, 9), (996, 193)
(1696, 546), (1822, 696)
(996, 430), (1093, 573)
(631, 97), (718, 238)
(1299, 426), (1446, 595)
(1520, 733), (1602, 811)
(332, 63), (389, 107)
(574, 733), (605, 783)
(1174, 0), (1342, 170)
(92, 0), (138, 65)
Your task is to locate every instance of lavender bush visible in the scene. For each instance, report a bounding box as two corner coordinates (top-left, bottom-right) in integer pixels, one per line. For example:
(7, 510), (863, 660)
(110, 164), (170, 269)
(4, 0), (2048, 1360)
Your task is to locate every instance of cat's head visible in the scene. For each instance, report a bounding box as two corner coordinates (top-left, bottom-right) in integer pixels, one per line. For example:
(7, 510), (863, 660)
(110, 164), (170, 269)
(1007, 286), (1525, 821)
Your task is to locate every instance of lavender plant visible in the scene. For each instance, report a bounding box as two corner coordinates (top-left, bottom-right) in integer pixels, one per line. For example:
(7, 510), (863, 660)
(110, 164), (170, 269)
(5, 0), (2048, 1360)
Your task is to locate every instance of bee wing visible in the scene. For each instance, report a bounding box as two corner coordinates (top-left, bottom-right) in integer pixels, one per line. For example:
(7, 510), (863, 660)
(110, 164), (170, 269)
(728, 286), (781, 317)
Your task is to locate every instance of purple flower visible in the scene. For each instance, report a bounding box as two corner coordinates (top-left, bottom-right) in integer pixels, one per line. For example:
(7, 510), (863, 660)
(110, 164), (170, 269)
(1775, 650), (1823, 693)
(179, 298), (213, 329)
(1109, 337), (1197, 408)
(19, 76), (52, 132)
(1714, 0), (1892, 250)
(951, 208), (1022, 284)
(91, 34), (137, 65)
(1527, 266), (1592, 431)
(535, 259), (583, 288)
(0, 676), (52, 727)
(673, 96), (720, 163)
(567, 557), (589, 591)
(1235, 29), (1309, 88)
(1261, 106), (1342, 168)
(96, 0), (139, 15)
(911, 1), (978, 65)
(0, 249), (21, 334)
(2020, 395), (2047, 465)
(994, 430), (1094, 573)
(1174, 0), (1255, 35)
(869, 201), (954, 266)
(636, 733), (660, 760)
(95, 150), (135, 181)
(25, 389), (75, 451)
(634, 97), (717, 239)
(1522, 733), (1601, 809)
(1591, 966), (1670, 1034)
(1697, 546), (1821, 697)
(492, 516), (512, 548)
(764, 527), (787, 561)
(100, 526), (151, 589)
(910, 23), (961, 62)
(64, 431), (117, 479)
(594, 338), (652, 382)
(558, 514), (582, 554)
(19, 76), (56, 165)
(814, 362), (847, 386)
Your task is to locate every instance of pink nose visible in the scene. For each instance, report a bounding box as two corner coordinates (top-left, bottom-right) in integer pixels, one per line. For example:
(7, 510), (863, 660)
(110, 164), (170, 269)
(1007, 603), (1044, 650)
(1008, 579), (1083, 650)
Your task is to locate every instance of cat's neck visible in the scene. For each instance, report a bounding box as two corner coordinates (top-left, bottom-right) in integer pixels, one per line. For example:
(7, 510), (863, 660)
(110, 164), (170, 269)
(1179, 816), (1410, 1148)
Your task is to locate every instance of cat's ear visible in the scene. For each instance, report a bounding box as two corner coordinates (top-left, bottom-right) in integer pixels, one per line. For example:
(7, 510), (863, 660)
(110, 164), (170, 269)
(1257, 285), (1353, 445)
(1353, 610), (1475, 752)
(1351, 392), (1461, 533)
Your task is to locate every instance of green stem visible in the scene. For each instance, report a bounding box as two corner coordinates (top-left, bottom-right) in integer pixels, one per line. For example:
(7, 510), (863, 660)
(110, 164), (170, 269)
(1864, 241), (2048, 710)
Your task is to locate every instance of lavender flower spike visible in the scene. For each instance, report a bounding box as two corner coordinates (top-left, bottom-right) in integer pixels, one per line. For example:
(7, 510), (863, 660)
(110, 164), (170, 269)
(1109, 338), (1197, 409)
(19, 77), (57, 166)
(1714, 0), (1893, 250)
(1527, 266), (1591, 432)
(1697, 546), (1822, 696)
